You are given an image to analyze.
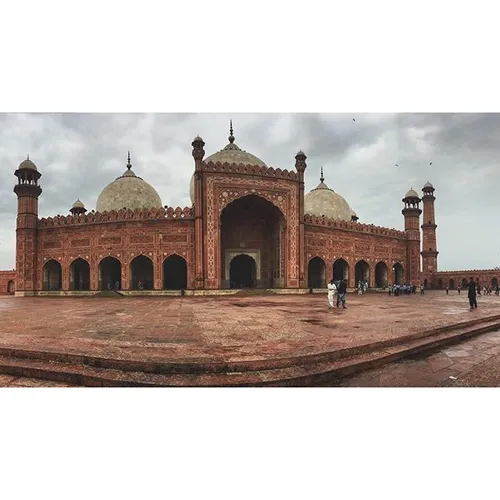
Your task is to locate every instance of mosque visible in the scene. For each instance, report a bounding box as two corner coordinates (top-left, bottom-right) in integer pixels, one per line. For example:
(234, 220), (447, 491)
(1, 124), (498, 296)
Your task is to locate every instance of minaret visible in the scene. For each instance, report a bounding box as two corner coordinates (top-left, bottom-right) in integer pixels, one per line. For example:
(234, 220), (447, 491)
(295, 150), (307, 288)
(402, 187), (422, 284)
(421, 181), (438, 275)
(13, 156), (42, 295)
(192, 134), (206, 289)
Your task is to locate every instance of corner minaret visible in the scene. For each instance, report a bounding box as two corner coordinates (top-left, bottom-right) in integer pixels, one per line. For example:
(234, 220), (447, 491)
(402, 187), (422, 284)
(13, 156), (42, 295)
(192, 134), (206, 289)
(295, 150), (307, 288)
(421, 181), (438, 275)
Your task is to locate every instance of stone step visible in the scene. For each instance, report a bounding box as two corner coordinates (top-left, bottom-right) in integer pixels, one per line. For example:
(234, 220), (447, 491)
(0, 316), (499, 387)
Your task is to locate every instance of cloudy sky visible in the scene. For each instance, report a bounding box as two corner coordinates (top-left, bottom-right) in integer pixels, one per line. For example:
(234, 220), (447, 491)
(0, 113), (498, 271)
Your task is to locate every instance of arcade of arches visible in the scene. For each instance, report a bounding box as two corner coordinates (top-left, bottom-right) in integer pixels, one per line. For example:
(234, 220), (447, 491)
(221, 195), (285, 289)
(41, 255), (189, 291)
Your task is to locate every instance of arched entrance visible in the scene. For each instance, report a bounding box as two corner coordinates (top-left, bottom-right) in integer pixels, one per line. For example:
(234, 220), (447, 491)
(163, 255), (188, 289)
(333, 258), (349, 283)
(42, 259), (62, 291)
(70, 258), (90, 291)
(6, 280), (15, 294)
(449, 279), (455, 290)
(355, 260), (369, 287)
(99, 256), (122, 290)
(438, 278), (443, 290)
(492, 278), (498, 288)
(308, 257), (326, 288)
(229, 254), (256, 289)
(221, 195), (284, 289)
(424, 278), (429, 288)
(461, 278), (468, 289)
(393, 263), (404, 285)
(130, 255), (154, 290)
(375, 262), (388, 288)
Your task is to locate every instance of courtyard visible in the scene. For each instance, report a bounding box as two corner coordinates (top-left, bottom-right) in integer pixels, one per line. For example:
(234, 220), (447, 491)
(0, 290), (500, 387)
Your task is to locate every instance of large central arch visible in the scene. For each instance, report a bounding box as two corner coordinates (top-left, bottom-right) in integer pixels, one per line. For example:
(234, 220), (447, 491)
(220, 194), (285, 289)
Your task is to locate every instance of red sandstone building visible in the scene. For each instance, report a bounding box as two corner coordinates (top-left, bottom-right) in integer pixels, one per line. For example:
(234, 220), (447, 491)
(1, 126), (498, 296)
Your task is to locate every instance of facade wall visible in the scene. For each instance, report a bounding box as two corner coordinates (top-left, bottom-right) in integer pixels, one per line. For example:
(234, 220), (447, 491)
(0, 270), (16, 295)
(33, 209), (194, 291)
(427, 270), (500, 290)
(305, 220), (409, 288)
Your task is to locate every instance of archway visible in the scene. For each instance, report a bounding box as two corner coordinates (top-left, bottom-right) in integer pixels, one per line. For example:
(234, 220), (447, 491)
(449, 279), (455, 290)
(221, 195), (284, 288)
(98, 256), (122, 290)
(229, 254), (256, 289)
(461, 278), (468, 289)
(424, 278), (429, 288)
(492, 278), (498, 288)
(393, 263), (404, 285)
(130, 255), (154, 290)
(308, 257), (326, 288)
(375, 261), (388, 288)
(355, 260), (369, 287)
(333, 258), (349, 283)
(163, 255), (188, 289)
(438, 278), (443, 290)
(70, 258), (90, 291)
(6, 280), (15, 294)
(42, 259), (62, 291)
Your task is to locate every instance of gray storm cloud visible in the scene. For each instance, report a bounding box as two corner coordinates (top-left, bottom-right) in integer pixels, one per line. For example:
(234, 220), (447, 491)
(0, 113), (499, 271)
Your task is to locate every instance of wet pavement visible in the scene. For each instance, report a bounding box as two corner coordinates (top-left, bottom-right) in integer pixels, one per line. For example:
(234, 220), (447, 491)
(333, 328), (500, 387)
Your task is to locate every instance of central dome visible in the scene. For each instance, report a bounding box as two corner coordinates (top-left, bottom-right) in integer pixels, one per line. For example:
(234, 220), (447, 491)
(304, 170), (356, 222)
(96, 154), (162, 213)
(189, 124), (267, 204)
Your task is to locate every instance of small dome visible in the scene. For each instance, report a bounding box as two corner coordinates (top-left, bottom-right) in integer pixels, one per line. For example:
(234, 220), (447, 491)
(404, 188), (420, 199)
(72, 199), (85, 209)
(304, 174), (355, 222)
(423, 181), (434, 189)
(96, 155), (162, 212)
(18, 157), (38, 171)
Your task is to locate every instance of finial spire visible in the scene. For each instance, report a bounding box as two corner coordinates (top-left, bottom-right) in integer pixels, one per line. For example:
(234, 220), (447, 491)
(27, 154), (29, 160)
(228, 119), (235, 144)
(127, 151), (132, 169)
(320, 166), (324, 183)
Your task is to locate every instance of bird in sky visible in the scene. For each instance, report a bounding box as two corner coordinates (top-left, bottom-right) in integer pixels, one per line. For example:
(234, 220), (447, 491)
(429, 162), (433, 166)
(395, 164), (399, 167)
(353, 118), (356, 122)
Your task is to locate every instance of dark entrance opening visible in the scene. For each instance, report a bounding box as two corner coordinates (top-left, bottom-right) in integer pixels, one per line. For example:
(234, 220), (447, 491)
(42, 259), (62, 291)
(375, 262), (388, 288)
(449, 279), (455, 290)
(308, 257), (326, 288)
(99, 256), (122, 290)
(130, 255), (154, 290)
(70, 258), (90, 291)
(163, 255), (188, 289)
(332, 258), (349, 283)
(355, 260), (369, 287)
(492, 278), (498, 288)
(230, 254), (256, 289)
(7, 280), (15, 294)
(393, 263), (404, 285)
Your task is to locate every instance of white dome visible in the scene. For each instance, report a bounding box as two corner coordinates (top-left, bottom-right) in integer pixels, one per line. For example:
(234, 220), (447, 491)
(304, 178), (355, 222)
(189, 128), (267, 205)
(404, 188), (420, 199)
(96, 158), (162, 212)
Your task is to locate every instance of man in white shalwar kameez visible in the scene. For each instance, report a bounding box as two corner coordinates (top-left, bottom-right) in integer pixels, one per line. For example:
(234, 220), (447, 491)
(327, 279), (337, 309)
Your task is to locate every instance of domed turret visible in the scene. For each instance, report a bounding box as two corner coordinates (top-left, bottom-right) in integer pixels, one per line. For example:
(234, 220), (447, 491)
(70, 199), (87, 215)
(304, 168), (357, 222)
(404, 188), (420, 200)
(18, 155), (38, 171)
(96, 152), (162, 212)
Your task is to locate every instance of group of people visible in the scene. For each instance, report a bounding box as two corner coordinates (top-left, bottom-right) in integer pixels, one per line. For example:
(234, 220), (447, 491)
(327, 279), (348, 309)
(388, 284), (417, 296)
(357, 280), (368, 295)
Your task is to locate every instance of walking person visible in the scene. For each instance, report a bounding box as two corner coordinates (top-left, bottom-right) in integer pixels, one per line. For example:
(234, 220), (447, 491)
(420, 283), (424, 295)
(445, 285), (449, 295)
(337, 278), (348, 309)
(468, 277), (478, 310)
(327, 279), (337, 309)
(457, 285), (461, 295)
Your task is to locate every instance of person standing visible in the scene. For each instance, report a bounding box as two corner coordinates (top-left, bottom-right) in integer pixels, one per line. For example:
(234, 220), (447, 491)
(327, 279), (337, 309)
(468, 277), (478, 310)
(457, 285), (461, 295)
(337, 278), (348, 309)
(420, 283), (424, 295)
(445, 285), (449, 295)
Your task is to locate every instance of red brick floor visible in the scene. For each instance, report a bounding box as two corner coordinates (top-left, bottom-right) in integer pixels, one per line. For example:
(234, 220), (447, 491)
(1, 291), (499, 368)
(334, 329), (500, 387)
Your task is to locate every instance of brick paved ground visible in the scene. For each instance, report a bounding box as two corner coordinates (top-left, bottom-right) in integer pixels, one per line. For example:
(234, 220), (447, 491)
(333, 328), (500, 387)
(0, 290), (499, 368)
